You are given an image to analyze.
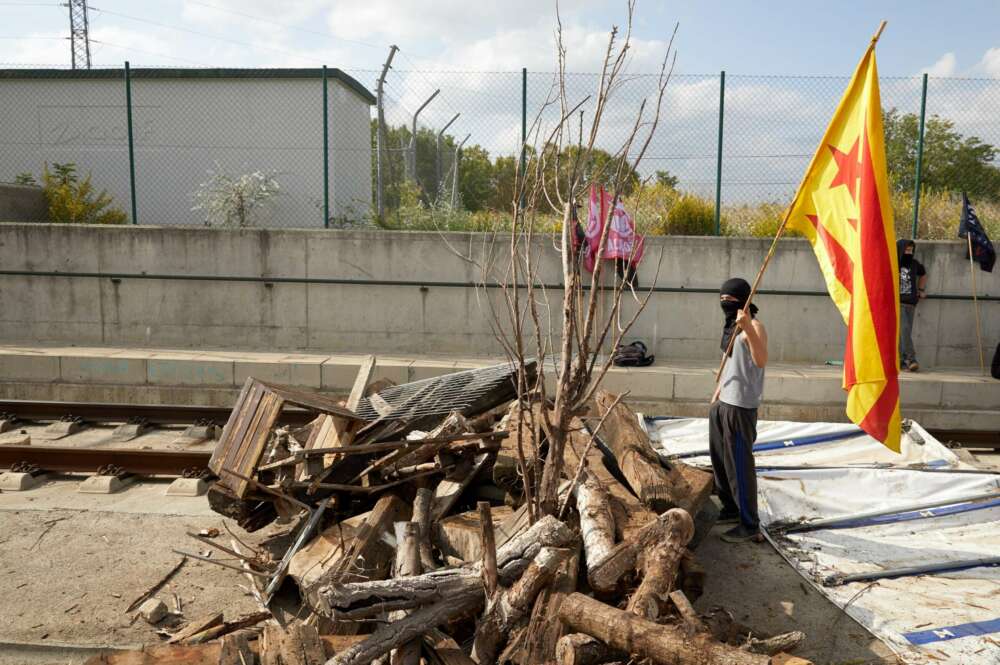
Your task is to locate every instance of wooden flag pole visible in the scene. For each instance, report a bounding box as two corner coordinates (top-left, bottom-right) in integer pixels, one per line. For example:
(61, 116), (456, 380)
(968, 233), (987, 375)
(714, 211), (792, 382)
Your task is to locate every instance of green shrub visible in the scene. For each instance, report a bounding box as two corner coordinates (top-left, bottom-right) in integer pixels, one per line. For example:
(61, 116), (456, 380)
(657, 194), (716, 235)
(42, 163), (127, 225)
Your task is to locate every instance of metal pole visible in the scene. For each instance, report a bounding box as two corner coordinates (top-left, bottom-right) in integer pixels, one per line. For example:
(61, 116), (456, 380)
(824, 555), (1000, 587)
(451, 133), (470, 209)
(714, 70), (725, 235)
(409, 89), (440, 183)
(375, 45), (398, 222)
(911, 72), (928, 238)
(520, 67), (527, 212)
(436, 112), (460, 201)
(124, 61), (138, 225)
(322, 65), (329, 228)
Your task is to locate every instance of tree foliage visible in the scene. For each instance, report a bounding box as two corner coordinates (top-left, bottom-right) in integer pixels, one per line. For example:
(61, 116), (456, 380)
(42, 162), (128, 225)
(884, 108), (1000, 200)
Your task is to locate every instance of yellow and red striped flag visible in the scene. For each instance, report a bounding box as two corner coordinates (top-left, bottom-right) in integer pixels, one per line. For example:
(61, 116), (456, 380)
(786, 38), (901, 451)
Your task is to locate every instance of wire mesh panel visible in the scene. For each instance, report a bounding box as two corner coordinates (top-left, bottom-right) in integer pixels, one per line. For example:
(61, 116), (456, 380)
(0, 70), (132, 223)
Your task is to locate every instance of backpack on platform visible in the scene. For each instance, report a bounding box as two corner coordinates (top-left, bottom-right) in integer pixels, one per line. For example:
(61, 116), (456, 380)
(613, 340), (655, 367)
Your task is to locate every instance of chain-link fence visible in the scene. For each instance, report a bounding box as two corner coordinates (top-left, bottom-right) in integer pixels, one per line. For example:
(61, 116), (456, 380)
(1, 64), (998, 238)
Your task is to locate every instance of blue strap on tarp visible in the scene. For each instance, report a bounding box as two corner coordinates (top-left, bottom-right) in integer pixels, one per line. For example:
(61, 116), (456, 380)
(903, 617), (1000, 645)
(816, 497), (1000, 531)
(664, 426), (864, 459)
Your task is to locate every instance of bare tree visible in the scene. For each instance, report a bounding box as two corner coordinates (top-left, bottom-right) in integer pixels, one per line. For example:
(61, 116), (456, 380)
(466, 1), (678, 520)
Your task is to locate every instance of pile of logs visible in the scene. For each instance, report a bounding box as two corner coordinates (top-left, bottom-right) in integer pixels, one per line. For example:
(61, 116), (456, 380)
(86, 360), (810, 665)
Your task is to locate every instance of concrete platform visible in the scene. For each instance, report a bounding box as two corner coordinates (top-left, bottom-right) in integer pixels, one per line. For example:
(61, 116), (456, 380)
(0, 344), (997, 430)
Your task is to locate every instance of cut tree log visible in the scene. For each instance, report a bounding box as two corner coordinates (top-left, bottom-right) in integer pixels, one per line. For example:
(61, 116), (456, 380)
(747, 631), (806, 656)
(424, 629), (477, 665)
(316, 516), (574, 621)
(558, 592), (770, 665)
(555, 633), (620, 665)
(627, 508), (694, 620)
(574, 469), (615, 589)
(389, 522), (423, 665)
(563, 418), (655, 540)
(477, 501), (499, 598)
(593, 391), (713, 515)
(668, 590), (706, 632)
(524, 540), (581, 665)
(412, 486), (437, 571)
(589, 509), (693, 594)
(470, 547), (568, 664)
(434, 506), (514, 563)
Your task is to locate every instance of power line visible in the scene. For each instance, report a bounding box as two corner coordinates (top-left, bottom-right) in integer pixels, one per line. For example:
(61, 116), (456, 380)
(88, 5), (328, 64)
(183, 0), (386, 52)
(89, 39), (211, 66)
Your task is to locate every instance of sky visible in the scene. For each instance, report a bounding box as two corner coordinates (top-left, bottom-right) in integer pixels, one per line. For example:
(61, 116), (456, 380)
(2, 0), (999, 201)
(3, 0), (999, 76)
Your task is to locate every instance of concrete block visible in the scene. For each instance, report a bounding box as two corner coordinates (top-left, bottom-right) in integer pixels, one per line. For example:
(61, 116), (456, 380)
(672, 371), (717, 401)
(234, 360), (322, 388)
(407, 360), (456, 382)
(617, 368), (673, 400)
(0, 353), (60, 381)
(320, 357), (363, 392)
(147, 359), (234, 386)
(940, 379), (1000, 410)
(78, 474), (135, 494)
(898, 376), (944, 407)
(0, 471), (46, 491)
(766, 374), (843, 404)
(165, 477), (209, 497)
(138, 598), (168, 624)
(60, 356), (147, 384)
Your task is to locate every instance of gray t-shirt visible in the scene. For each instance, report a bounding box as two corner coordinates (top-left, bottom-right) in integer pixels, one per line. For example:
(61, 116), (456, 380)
(719, 332), (765, 409)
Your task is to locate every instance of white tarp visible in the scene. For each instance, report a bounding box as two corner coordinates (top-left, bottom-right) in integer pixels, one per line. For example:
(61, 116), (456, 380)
(645, 417), (1000, 665)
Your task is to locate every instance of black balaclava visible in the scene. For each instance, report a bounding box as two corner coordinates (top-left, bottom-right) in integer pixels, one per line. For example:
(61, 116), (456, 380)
(897, 239), (915, 268)
(720, 277), (758, 354)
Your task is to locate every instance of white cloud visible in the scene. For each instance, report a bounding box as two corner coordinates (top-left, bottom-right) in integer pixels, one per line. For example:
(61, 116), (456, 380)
(979, 47), (1000, 76)
(922, 52), (957, 77)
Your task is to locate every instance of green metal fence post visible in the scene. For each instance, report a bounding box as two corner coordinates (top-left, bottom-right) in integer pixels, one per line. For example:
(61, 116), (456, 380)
(124, 61), (138, 225)
(911, 72), (928, 239)
(322, 65), (330, 229)
(714, 70), (725, 235)
(520, 67), (527, 212)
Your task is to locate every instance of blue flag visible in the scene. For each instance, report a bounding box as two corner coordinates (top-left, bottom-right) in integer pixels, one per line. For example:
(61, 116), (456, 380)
(959, 192), (995, 273)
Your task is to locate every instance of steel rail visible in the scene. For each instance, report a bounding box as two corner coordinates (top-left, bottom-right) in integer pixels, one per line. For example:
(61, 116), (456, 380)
(0, 445), (210, 476)
(0, 399), (315, 427)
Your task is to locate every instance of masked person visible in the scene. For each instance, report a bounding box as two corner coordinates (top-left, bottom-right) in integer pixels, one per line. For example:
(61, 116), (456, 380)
(897, 239), (927, 372)
(710, 278), (767, 543)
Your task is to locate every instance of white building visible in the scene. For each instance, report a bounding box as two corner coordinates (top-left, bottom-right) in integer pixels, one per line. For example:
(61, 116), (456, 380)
(0, 68), (375, 227)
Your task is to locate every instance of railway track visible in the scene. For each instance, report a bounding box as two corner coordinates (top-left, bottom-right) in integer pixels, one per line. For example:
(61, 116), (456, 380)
(0, 400), (994, 480)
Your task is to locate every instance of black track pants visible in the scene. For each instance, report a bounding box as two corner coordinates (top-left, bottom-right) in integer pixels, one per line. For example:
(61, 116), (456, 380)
(708, 400), (760, 529)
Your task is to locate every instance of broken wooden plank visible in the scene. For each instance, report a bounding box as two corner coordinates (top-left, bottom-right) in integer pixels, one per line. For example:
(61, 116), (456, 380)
(431, 452), (490, 522)
(493, 401), (543, 491)
(166, 612), (224, 645)
(594, 391), (713, 515)
(290, 494), (406, 595)
(347, 355), (377, 411)
(218, 632), (254, 665)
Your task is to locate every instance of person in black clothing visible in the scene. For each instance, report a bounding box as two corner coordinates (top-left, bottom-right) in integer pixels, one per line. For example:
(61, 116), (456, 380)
(897, 239), (927, 372)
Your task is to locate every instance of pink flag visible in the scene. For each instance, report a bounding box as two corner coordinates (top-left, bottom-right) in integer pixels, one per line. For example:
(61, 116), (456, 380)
(583, 185), (644, 272)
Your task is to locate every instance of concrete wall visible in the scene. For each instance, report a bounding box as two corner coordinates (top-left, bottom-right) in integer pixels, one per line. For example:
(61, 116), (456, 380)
(0, 72), (372, 225)
(0, 184), (46, 221)
(0, 223), (996, 367)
